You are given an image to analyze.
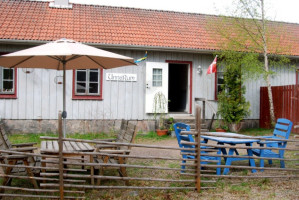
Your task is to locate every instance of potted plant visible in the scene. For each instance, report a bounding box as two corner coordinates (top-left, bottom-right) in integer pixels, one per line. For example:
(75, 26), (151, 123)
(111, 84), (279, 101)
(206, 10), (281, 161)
(153, 91), (168, 136)
(214, 118), (228, 132)
(167, 117), (175, 137)
(217, 58), (250, 133)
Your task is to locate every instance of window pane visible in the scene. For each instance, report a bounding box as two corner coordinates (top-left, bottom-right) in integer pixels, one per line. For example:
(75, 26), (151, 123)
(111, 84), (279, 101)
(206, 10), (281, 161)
(153, 69), (162, 87)
(153, 68), (162, 75)
(77, 71), (86, 82)
(3, 81), (13, 91)
(218, 85), (222, 93)
(89, 71), (98, 82)
(218, 78), (224, 85)
(153, 80), (162, 87)
(153, 75), (162, 81)
(76, 82), (86, 93)
(89, 83), (98, 94)
(3, 69), (13, 80)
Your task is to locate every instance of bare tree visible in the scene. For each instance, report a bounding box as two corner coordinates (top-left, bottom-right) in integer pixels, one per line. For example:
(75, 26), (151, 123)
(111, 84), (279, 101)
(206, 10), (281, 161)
(211, 0), (292, 126)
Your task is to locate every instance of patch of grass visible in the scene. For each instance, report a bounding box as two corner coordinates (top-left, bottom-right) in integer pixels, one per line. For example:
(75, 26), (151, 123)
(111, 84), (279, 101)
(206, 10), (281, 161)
(8, 132), (111, 145)
(241, 169), (249, 176)
(239, 128), (273, 136)
(229, 182), (250, 194)
(135, 131), (170, 142)
(256, 178), (270, 189)
(8, 133), (57, 145)
(168, 162), (180, 168)
(68, 132), (112, 140)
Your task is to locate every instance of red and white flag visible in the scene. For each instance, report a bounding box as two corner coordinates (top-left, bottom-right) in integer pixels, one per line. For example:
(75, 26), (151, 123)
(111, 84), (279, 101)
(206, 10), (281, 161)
(207, 56), (217, 74)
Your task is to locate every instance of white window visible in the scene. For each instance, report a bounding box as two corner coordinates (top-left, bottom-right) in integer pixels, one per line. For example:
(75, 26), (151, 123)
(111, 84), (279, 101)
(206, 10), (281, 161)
(153, 68), (162, 87)
(0, 67), (15, 94)
(75, 69), (100, 95)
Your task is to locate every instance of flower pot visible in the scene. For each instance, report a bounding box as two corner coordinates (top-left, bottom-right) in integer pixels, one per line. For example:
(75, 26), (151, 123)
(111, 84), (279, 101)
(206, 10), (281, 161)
(215, 128), (226, 132)
(228, 123), (242, 133)
(170, 131), (176, 138)
(156, 129), (168, 136)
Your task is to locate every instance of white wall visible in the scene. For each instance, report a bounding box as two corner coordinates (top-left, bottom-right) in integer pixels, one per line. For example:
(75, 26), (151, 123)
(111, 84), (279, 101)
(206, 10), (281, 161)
(0, 46), (297, 120)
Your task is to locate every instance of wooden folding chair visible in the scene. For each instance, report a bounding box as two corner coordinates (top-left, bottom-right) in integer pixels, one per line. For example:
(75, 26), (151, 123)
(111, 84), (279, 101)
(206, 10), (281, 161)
(0, 122), (39, 190)
(93, 120), (137, 185)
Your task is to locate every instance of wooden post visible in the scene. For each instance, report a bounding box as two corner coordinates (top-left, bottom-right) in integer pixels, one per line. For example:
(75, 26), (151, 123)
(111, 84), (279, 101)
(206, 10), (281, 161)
(195, 105), (201, 192)
(202, 100), (206, 123)
(58, 111), (64, 200)
(194, 98), (206, 123)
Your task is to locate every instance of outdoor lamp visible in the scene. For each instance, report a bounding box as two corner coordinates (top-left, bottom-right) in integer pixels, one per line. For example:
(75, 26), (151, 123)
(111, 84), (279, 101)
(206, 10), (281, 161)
(197, 65), (202, 74)
(54, 76), (63, 84)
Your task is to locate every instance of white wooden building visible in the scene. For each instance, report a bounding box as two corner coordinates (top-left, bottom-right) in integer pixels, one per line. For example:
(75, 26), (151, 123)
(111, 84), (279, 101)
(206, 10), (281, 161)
(0, 0), (298, 133)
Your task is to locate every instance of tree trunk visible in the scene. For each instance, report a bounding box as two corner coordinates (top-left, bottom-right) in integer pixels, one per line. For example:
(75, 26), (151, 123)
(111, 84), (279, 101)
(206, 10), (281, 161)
(261, 0), (275, 126)
(264, 55), (276, 126)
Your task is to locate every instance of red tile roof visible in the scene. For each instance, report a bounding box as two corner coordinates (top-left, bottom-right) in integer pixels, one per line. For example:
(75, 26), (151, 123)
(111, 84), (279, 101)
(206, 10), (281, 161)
(0, 0), (299, 56)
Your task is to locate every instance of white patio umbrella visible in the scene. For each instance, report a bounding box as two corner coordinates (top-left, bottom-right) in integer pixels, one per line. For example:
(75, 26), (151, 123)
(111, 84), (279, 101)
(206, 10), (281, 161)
(0, 38), (136, 137)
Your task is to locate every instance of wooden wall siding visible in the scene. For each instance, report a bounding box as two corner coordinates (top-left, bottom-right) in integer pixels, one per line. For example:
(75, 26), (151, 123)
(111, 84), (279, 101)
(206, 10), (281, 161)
(260, 85), (299, 133)
(0, 44), (297, 120)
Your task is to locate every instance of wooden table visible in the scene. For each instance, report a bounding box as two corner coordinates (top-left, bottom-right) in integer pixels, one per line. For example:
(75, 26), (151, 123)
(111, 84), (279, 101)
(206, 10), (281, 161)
(202, 132), (260, 175)
(40, 140), (95, 184)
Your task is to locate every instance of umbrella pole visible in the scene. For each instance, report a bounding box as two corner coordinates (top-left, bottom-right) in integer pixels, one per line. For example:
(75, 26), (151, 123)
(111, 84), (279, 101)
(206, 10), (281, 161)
(63, 62), (66, 138)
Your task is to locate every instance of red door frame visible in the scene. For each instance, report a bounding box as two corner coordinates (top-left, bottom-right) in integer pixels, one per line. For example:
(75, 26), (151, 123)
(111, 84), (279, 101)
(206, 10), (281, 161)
(165, 60), (193, 114)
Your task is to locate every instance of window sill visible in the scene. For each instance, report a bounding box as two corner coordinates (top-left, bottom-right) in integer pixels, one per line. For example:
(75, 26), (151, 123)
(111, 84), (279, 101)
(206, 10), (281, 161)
(0, 94), (17, 99)
(72, 95), (103, 100)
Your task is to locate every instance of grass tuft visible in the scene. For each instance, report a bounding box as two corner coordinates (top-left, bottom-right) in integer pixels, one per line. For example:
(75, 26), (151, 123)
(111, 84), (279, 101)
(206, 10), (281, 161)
(136, 131), (170, 142)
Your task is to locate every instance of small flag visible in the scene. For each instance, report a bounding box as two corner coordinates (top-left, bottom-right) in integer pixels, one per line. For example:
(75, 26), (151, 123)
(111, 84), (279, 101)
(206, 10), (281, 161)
(135, 51), (148, 63)
(207, 56), (217, 74)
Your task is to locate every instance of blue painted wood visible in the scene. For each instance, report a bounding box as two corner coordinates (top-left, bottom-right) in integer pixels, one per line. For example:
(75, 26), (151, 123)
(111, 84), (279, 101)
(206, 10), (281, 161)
(202, 132), (260, 175)
(173, 123), (222, 175)
(252, 118), (293, 171)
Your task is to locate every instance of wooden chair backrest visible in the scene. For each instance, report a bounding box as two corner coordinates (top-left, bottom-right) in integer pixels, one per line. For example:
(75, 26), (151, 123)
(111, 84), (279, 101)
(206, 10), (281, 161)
(173, 122), (193, 148)
(173, 123), (195, 157)
(115, 119), (127, 142)
(117, 121), (137, 151)
(273, 118), (293, 140)
(0, 122), (11, 150)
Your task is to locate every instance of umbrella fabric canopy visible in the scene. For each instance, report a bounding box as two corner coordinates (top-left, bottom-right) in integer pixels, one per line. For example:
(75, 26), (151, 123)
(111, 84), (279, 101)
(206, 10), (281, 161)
(0, 38), (136, 136)
(0, 38), (135, 69)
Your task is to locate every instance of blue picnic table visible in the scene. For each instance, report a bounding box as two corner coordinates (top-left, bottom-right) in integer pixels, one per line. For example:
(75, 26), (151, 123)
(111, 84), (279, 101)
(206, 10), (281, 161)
(201, 132), (260, 175)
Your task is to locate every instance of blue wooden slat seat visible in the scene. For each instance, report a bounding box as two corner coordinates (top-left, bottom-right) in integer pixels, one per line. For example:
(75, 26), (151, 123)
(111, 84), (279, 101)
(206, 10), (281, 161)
(173, 122), (221, 175)
(252, 118), (293, 170)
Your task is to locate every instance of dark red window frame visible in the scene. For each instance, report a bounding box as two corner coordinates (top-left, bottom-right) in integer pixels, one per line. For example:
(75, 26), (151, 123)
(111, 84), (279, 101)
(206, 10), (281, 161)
(165, 60), (193, 114)
(296, 66), (299, 85)
(72, 69), (103, 100)
(0, 52), (17, 99)
(0, 68), (17, 99)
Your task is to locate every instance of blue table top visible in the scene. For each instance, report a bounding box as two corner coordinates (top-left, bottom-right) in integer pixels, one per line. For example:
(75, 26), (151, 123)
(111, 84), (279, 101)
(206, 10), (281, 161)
(201, 132), (260, 144)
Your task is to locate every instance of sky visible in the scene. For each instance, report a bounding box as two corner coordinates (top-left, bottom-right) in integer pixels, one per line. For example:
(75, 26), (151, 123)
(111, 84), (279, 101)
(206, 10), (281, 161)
(64, 0), (299, 24)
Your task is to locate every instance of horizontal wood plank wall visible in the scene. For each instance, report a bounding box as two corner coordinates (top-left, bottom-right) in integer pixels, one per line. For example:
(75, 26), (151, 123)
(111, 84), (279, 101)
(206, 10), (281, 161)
(260, 85), (299, 133)
(0, 45), (297, 120)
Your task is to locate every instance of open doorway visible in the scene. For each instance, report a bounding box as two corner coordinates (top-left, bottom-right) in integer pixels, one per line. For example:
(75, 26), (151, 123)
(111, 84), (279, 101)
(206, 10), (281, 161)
(168, 63), (189, 113)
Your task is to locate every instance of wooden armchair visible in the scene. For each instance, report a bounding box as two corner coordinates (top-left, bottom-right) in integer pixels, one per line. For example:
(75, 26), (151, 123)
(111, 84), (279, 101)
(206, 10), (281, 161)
(93, 120), (137, 185)
(173, 122), (222, 175)
(0, 122), (39, 189)
(252, 118), (293, 170)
